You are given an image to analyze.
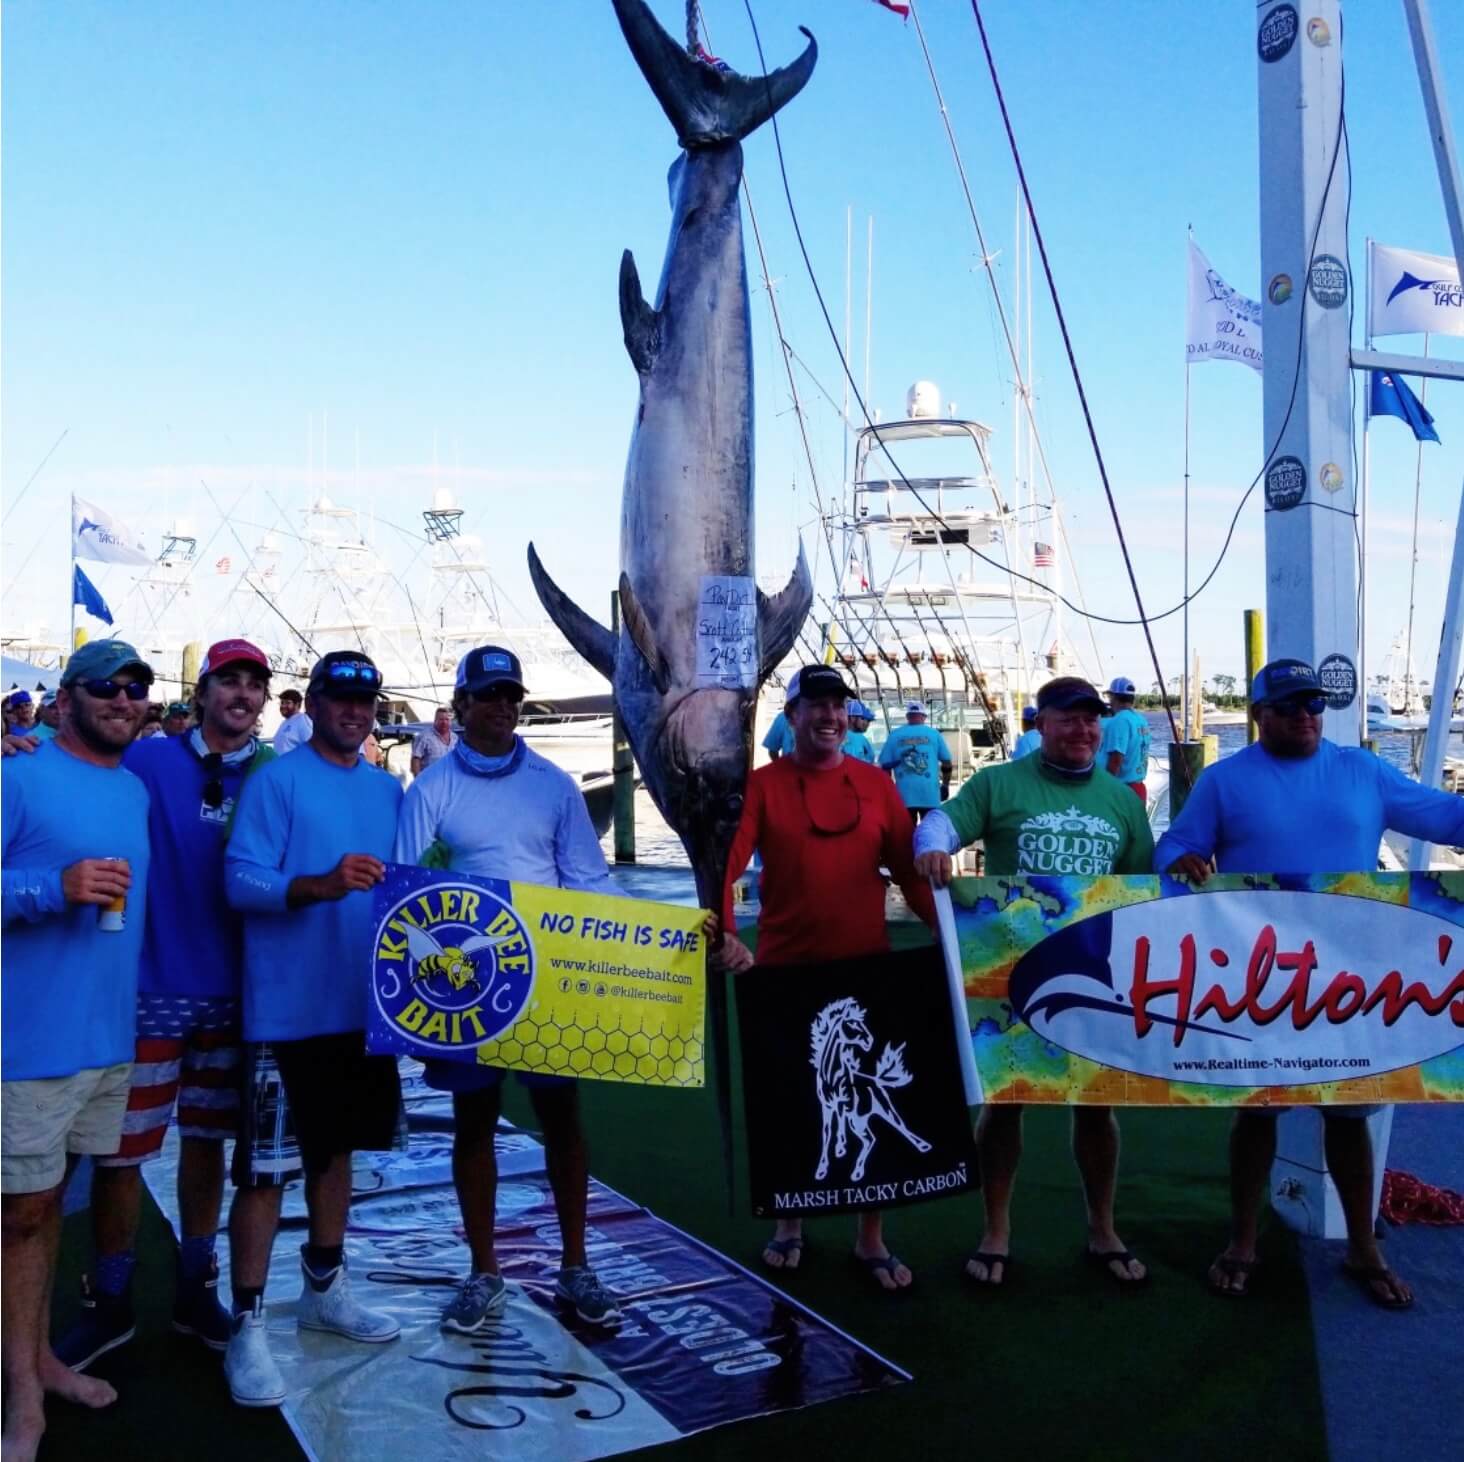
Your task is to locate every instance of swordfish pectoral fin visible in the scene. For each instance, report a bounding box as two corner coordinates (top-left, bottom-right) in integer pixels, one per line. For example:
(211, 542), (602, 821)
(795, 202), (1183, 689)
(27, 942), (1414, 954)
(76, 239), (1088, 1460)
(618, 572), (672, 695)
(612, 0), (817, 149)
(619, 250), (662, 375)
(756, 540), (814, 682)
(527, 544), (617, 682)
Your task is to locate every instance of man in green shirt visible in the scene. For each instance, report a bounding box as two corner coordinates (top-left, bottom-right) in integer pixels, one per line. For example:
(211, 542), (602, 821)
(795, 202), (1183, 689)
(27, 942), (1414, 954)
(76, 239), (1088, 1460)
(913, 676), (1154, 1291)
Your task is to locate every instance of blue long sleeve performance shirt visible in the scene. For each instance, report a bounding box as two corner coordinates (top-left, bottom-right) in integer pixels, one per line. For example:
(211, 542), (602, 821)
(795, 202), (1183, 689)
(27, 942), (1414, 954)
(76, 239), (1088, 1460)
(3, 742), (151, 1079)
(1153, 738), (1464, 875)
(226, 745), (402, 1041)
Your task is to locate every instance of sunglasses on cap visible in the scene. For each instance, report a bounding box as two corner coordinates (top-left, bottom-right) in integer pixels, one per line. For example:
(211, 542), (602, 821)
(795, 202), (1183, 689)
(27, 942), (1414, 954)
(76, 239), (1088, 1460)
(77, 679), (151, 702)
(315, 661), (383, 691)
(1269, 694), (1327, 717)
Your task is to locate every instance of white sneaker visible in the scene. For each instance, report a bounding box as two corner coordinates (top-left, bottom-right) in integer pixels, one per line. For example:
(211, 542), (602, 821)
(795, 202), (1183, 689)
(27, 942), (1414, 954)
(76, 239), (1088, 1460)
(296, 1251), (400, 1344)
(224, 1304), (286, 1408)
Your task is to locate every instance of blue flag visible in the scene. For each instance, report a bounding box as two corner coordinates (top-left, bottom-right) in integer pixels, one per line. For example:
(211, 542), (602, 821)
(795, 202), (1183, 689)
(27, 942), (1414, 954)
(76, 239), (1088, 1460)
(72, 564), (114, 625)
(1370, 370), (1440, 444)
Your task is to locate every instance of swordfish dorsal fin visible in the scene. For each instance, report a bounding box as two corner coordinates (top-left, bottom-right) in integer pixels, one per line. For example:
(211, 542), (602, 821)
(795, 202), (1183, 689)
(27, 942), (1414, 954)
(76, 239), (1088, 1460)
(611, 0), (817, 150)
(619, 251), (662, 375)
(757, 540), (813, 682)
(618, 571), (671, 694)
(527, 544), (617, 681)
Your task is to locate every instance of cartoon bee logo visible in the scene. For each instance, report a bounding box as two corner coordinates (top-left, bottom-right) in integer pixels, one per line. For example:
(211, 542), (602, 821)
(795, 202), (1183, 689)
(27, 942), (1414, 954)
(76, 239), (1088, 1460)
(402, 924), (518, 995)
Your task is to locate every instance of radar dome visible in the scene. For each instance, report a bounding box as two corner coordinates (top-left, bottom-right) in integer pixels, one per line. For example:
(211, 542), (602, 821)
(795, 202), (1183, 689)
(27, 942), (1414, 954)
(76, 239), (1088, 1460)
(432, 487), (457, 511)
(906, 381), (942, 419)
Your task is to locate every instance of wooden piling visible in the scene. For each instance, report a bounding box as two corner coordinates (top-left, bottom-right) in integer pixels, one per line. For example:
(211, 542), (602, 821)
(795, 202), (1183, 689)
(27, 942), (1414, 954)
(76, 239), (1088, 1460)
(1244, 609), (1264, 744)
(1168, 735), (1218, 819)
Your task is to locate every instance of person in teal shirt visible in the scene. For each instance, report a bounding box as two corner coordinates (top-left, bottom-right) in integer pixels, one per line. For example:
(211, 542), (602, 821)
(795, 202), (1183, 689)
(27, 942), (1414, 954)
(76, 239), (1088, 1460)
(1011, 705), (1040, 759)
(761, 709), (795, 761)
(1098, 676), (1151, 802)
(843, 700), (877, 763)
(878, 701), (951, 816)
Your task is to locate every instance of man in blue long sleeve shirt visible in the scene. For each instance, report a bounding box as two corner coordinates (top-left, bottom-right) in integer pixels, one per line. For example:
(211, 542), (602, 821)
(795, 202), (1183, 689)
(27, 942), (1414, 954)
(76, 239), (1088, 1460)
(1155, 658), (1464, 1309)
(394, 645), (621, 1333)
(2, 639), (154, 1459)
(220, 651), (404, 1407)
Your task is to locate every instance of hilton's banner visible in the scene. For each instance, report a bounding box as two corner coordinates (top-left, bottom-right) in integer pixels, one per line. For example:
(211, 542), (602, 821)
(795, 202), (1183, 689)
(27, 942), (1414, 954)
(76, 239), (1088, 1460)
(946, 873), (1464, 1106)
(737, 947), (977, 1217)
(368, 864), (707, 1088)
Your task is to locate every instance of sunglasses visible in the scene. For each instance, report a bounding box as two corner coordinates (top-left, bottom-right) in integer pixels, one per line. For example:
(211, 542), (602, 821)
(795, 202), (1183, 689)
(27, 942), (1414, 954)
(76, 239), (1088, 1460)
(77, 679), (151, 701)
(799, 774), (862, 837)
(1269, 695), (1327, 717)
(316, 661), (383, 690)
(470, 684), (524, 704)
(202, 752), (225, 809)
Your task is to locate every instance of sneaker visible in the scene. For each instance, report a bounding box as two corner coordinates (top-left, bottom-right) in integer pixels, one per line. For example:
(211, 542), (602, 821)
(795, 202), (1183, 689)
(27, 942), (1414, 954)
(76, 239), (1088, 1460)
(53, 1276), (136, 1372)
(555, 1265), (622, 1326)
(296, 1249), (400, 1344)
(224, 1302), (286, 1408)
(441, 1272), (507, 1335)
(173, 1256), (231, 1351)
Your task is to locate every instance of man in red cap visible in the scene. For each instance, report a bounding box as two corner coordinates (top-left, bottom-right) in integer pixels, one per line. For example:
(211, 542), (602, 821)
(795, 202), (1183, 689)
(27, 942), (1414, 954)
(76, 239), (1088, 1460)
(56, 638), (280, 1373)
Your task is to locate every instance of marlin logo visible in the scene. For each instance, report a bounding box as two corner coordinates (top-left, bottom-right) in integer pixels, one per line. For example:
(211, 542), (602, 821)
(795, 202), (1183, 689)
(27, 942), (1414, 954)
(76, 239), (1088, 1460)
(78, 518), (104, 537)
(1387, 271), (1447, 306)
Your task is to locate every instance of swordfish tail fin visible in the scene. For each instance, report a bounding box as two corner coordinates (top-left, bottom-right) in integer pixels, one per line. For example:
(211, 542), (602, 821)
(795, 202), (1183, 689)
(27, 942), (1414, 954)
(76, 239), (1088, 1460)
(611, 0), (816, 149)
(527, 544), (618, 681)
(756, 540), (814, 682)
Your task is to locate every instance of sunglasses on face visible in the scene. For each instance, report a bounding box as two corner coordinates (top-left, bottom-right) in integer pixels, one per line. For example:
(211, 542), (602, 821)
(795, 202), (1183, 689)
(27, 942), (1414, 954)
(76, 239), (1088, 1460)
(470, 684), (524, 705)
(77, 679), (151, 701)
(1270, 695), (1327, 717)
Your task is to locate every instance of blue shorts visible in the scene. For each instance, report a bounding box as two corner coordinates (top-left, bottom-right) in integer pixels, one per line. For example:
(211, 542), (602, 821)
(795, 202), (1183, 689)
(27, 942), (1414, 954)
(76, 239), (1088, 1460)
(422, 1059), (573, 1094)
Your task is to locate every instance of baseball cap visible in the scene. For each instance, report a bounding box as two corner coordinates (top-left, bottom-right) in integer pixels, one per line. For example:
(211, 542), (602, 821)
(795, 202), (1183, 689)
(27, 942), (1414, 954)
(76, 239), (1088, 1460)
(6, 690), (33, 707)
(785, 665), (853, 705)
(307, 650), (385, 697)
(1035, 676), (1106, 714)
(165, 700), (192, 719)
(199, 638), (271, 677)
(1108, 676), (1136, 696)
(906, 700), (928, 716)
(1021, 705), (1037, 721)
(1250, 658), (1323, 706)
(455, 645), (526, 695)
(60, 639), (153, 688)
(847, 699), (872, 720)
(40, 689), (58, 708)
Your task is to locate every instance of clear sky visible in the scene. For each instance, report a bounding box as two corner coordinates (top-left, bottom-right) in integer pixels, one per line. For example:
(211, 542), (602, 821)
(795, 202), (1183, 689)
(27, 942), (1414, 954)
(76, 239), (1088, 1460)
(4, 0), (1463, 692)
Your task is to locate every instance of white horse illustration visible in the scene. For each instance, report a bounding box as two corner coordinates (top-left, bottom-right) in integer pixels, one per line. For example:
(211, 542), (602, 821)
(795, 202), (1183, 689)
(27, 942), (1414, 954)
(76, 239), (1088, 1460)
(810, 998), (932, 1182)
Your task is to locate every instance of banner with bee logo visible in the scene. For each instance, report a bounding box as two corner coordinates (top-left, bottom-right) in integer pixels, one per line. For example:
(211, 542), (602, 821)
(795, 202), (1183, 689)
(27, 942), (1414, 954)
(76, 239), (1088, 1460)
(735, 946), (977, 1218)
(368, 864), (707, 1088)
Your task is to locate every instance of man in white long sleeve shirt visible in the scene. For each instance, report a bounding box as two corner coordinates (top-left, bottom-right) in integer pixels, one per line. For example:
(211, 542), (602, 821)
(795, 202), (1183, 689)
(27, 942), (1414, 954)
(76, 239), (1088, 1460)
(393, 645), (619, 1334)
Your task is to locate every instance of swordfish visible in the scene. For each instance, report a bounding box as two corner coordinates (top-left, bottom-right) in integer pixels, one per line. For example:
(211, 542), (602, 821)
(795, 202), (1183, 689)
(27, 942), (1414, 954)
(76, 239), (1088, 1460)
(529, 0), (816, 911)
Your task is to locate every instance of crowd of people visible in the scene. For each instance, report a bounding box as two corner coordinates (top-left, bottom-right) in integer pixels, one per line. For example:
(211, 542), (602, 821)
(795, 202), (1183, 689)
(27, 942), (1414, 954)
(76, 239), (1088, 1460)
(4, 639), (1463, 1457)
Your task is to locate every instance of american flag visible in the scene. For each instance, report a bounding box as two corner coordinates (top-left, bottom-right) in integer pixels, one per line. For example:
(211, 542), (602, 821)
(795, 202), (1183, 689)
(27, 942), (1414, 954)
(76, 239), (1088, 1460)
(872, 0), (911, 16)
(215, 556), (232, 574)
(1032, 542), (1055, 568)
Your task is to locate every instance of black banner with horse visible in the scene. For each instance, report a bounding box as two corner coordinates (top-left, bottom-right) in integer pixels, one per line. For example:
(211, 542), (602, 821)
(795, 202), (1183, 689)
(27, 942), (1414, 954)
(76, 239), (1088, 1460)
(735, 947), (977, 1218)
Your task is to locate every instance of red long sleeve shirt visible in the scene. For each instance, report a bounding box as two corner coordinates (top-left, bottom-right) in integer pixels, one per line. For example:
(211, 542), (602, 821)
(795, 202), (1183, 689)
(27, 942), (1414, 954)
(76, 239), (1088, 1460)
(721, 754), (937, 967)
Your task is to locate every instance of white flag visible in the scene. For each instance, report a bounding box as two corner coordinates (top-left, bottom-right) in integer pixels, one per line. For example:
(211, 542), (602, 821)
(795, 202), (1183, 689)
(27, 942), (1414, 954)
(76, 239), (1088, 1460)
(1186, 239), (1263, 372)
(71, 496), (152, 565)
(1368, 242), (1464, 338)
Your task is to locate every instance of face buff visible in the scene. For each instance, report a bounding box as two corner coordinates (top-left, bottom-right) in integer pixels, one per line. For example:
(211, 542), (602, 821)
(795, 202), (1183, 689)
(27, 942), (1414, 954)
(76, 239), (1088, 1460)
(453, 736), (526, 779)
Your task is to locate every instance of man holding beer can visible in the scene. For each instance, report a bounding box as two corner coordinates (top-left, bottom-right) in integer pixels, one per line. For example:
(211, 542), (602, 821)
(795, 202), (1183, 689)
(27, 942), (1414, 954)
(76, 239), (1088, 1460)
(2, 639), (154, 1461)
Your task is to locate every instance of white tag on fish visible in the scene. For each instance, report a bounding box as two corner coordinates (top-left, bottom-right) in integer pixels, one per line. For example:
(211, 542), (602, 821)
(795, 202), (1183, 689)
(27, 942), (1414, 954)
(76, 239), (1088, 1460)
(695, 574), (758, 689)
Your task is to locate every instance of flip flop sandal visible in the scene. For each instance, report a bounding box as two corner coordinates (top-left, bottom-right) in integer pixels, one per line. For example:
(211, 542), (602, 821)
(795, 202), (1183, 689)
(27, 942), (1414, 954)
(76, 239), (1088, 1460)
(853, 1252), (913, 1293)
(1084, 1247), (1150, 1289)
(761, 1235), (805, 1273)
(1342, 1262), (1414, 1310)
(1207, 1254), (1258, 1299)
(961, 1251), (1012, 1288)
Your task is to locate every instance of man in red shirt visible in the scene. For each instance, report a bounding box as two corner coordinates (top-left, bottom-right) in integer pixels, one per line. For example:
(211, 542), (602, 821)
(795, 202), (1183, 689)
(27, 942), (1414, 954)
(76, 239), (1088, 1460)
(718, 665), (936, 1292)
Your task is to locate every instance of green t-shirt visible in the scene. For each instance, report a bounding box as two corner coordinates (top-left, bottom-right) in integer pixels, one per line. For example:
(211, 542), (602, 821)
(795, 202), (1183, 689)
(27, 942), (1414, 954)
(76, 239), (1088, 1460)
(943, 753), (1154, 876)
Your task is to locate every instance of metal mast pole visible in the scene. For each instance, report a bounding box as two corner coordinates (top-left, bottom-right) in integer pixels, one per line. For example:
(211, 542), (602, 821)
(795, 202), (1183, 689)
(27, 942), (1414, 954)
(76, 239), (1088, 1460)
(1257, 0), (1356, 741)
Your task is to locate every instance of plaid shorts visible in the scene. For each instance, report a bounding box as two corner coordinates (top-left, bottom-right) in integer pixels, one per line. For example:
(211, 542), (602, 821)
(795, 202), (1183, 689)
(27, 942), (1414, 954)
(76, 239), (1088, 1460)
(96, 996), (243, 1167)
(230, 1042), (304, 1189)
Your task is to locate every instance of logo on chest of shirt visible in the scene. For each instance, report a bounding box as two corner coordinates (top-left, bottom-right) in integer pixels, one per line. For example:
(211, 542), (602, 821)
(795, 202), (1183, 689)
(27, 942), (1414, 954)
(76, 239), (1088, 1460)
(1017, 807), (1122, 876)
(372, 882), (535, 1050)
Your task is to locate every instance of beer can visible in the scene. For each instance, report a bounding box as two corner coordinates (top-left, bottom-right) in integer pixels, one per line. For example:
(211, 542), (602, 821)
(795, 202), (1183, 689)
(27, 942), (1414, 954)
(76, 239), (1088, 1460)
(98, 858), (128, 933)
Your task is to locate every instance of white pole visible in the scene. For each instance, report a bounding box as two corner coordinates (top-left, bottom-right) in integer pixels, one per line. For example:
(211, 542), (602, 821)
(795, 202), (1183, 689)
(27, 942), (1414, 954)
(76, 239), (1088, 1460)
(933, 886), (983, 1105)
(864, 215), (874, 418)
(1360, 238), (1372, 735)
(843, 204), (852, 515)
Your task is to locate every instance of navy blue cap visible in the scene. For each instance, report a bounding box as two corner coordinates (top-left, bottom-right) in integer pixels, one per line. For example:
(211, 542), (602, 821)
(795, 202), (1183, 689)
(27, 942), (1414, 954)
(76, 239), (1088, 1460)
(456, 645), (526, 694)
(1108, 676), (1136, 696)
(307, 651), (384, 697)
(1035, 676), (1105, 714)
(1250, 658), (1323, 705)
(786, 665), (852, 705)
(1021, 705), (1037, 721)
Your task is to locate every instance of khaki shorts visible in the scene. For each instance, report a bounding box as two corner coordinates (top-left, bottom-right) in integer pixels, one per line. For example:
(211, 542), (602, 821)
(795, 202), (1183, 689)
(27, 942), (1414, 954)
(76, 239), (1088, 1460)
(2, 1063), (132, 1194)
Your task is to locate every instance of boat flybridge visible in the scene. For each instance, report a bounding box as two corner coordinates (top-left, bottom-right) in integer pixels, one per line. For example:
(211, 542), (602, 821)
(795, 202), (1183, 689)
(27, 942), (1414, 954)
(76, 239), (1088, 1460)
(823, 381), (1068, 784)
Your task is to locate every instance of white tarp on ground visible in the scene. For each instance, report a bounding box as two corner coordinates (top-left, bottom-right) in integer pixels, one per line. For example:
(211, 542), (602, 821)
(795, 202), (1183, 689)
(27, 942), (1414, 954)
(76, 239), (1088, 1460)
(145, 1063), (906, 1461)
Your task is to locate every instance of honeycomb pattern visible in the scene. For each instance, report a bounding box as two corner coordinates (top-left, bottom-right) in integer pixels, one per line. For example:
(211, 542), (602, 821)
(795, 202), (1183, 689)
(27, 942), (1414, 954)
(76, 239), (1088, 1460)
(472, 1004), (704, 1088)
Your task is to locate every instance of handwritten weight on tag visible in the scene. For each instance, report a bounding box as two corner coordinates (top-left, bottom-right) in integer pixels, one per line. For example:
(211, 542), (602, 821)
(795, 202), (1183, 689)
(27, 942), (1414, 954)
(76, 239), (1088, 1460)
(695, 575), (757, 689)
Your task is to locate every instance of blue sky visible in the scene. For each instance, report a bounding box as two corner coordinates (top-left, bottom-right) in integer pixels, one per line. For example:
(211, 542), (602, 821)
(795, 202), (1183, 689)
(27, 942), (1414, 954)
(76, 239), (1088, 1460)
(4, 0), (1463, 689)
